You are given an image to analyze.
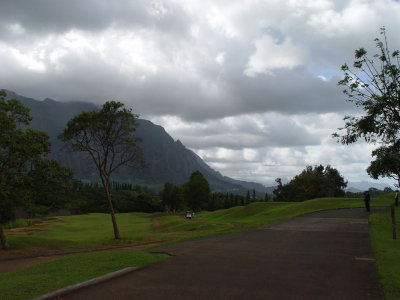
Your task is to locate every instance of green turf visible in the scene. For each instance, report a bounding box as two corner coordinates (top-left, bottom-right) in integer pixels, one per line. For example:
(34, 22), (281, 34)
(369, 202), (400, 300)
(198, 196), (392, 230)
(0, 250), (168, 300)
(5, 212), (155, 251)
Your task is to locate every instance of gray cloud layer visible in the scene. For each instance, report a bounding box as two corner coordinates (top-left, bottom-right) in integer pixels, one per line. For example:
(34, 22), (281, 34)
(1, 0), (399, 185)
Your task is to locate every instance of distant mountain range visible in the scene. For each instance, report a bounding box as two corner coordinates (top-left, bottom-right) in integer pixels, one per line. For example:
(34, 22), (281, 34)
(4, 90), (272, 196)
(345, 181), (395, 192)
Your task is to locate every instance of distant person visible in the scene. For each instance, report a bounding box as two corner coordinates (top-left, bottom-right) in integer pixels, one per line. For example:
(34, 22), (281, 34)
(364, 191), (370, 212)
(395, 190), (399, 207)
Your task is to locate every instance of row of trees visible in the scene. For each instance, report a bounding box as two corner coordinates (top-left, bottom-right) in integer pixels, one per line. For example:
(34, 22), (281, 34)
(63, 181), (162, 214)
(161, 172), (269, 213)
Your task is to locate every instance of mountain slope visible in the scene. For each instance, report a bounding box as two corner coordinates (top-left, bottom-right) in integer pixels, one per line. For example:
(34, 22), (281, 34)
(4, 90), (269, 196)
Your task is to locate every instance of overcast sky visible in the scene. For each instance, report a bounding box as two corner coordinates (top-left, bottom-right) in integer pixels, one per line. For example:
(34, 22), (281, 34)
(1, 0), (400, 187)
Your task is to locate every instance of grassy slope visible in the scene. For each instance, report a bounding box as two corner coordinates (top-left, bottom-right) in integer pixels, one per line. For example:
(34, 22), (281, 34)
(0, 195), (397, 299)
(199, 196), (391, 230)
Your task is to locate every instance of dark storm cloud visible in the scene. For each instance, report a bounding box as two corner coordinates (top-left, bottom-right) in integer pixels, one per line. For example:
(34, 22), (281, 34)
(0, 0), (191, 42)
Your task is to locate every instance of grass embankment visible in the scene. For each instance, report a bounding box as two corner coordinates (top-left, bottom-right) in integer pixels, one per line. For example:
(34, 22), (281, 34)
(199, 196), (392, 229)
(0, 195), (397, 300)
(369, 193), (400, 300)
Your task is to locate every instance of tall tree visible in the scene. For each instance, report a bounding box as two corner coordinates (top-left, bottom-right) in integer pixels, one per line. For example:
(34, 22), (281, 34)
(245, 190), (251, 204)
(324, 165), (347, 197)
(59, 101), (144, 239)
(0, 90), (51, 249)
(264, 193), (269, 202)
(334, 27), (400, 184)
(185, 171), (210, 211)
(273, 178), (286, 202)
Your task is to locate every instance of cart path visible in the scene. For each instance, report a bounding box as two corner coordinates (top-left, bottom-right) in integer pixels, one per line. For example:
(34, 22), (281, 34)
(55, 208), (384, 300)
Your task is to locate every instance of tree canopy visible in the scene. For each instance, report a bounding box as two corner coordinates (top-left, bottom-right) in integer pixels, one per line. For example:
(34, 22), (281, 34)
(334, 27), (400, 186)
(59, 101), (144, 239)
(367, 144), (400, 187)
(273, 165), (347, 202)
(0, 90), (51, 248)
(184, 171), (211, 211)
(24, 159), (73, 218)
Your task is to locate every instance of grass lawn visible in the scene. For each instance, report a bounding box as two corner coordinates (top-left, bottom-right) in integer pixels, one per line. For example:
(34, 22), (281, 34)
(0, 194), (397, 299)
(4, 212), (154, 251)
(0, 250), (168, 300)
(369, 196), (400, 300)
(199, 195), (392, 230)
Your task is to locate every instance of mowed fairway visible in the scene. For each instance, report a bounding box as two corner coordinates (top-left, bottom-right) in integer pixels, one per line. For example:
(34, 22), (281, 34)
(4, 213), (156, 254)
(0, 195), (399, 299)
(2, 212), (234, 257)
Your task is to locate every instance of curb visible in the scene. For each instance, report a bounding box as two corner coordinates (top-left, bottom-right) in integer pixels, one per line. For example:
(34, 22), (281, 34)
(30, 267), (139, 300)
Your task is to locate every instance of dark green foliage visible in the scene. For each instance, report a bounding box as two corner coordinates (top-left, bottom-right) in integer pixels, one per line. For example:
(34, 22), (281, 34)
(161, 182), (182, 213)
(367, 144), (400, 187)
(24, 159), (74, 217)
(273, 165), (347, 202)
(0, 90), (61, 248)
(264, 193), (269, 202)
(205, 192), (246, 211)
(273, 178), (289, 202)
(184, 171), (211, 211)
(246, 190), (251, 204)
(335, 27), (400, 185)
(64, 181), (161, 214)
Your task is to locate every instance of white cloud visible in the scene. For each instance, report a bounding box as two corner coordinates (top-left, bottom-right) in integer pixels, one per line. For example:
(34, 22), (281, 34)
(244, 35), (307, 77)
(215, 52), (226, 65)
(9, 48), (46, 72)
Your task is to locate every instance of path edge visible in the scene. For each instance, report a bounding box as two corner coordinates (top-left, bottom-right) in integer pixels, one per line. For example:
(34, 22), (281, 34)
(30, 267), (139, 300)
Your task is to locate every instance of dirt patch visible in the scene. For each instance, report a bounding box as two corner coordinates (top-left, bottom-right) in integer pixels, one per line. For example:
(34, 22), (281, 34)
(5, 217), (65, 235)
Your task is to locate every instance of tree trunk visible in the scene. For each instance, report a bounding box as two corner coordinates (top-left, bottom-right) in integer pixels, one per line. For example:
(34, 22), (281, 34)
(0, 225), (10, 249)
(104, 182), (121, 239)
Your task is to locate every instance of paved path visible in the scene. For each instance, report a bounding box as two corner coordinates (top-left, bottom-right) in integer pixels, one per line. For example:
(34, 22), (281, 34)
(56, 208), (384, 300)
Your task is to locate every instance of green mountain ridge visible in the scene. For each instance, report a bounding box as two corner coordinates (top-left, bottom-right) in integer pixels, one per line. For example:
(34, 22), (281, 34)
(4, 90), (272, 196)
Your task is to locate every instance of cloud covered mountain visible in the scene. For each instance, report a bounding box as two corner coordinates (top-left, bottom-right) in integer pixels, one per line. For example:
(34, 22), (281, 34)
(4, 90), (270, 196)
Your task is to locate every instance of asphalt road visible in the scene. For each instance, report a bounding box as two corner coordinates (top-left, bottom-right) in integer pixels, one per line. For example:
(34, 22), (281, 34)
(55, 208), (384, 300)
